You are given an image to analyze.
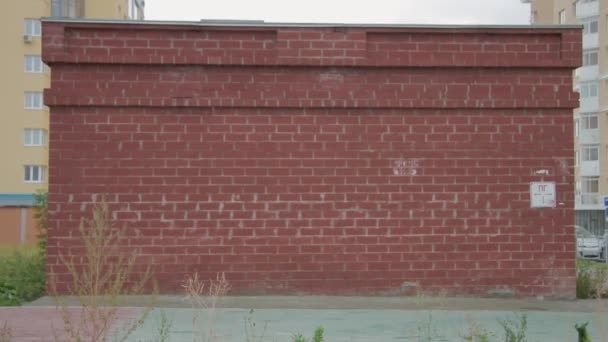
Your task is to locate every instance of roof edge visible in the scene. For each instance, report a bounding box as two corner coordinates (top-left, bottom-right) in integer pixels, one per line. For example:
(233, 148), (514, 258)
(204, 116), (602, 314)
(40, 17), (582, 30)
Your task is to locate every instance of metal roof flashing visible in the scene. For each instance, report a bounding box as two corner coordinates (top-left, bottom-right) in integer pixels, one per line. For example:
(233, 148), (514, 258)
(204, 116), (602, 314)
(39, 17), (582, 30)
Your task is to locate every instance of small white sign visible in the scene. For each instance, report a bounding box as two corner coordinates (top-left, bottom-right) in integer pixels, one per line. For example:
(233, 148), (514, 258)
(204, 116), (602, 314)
(530, 182), (556, 208)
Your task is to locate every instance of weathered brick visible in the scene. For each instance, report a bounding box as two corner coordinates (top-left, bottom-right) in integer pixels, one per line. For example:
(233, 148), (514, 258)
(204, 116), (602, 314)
(42, 20), (580, 298)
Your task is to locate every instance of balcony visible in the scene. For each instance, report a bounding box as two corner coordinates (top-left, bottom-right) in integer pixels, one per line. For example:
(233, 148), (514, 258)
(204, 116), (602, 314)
(576, 193), (603, 210)
(580, 96), (599, 113)
(577, 0), (599, 18)
(583, 33), (600, 49)
(580, 160), (600, 176)
(578, 128), (600, 144)
(576, 65), (599, 82)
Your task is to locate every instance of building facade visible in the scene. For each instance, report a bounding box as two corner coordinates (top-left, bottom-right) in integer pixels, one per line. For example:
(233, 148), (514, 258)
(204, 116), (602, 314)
(43, 19), (580, 297)
(524, 0), (608, 234)
(0, 0), (144, 246)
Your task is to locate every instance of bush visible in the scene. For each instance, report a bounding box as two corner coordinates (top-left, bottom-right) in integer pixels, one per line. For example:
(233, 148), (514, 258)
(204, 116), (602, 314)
(0, 250), (45, 305)
(576, 259), (608, 299)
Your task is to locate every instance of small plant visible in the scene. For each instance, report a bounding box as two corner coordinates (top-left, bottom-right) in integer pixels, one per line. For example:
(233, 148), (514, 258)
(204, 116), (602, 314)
(292, 333), (307, 342)
(498, 313), (527, 342)
(575, 322), (591, 342)
(51, 201), (157, 342)
(312, 326), (325, 342)
(291, 327), (325, 342)
(244, 309), (268, 342)
(0, 321), (12, 342)
(461, 316), (494, 342)
(154, 309), (173, 342)
(416, 312), (443, 342)
(183, 272), (230, 342)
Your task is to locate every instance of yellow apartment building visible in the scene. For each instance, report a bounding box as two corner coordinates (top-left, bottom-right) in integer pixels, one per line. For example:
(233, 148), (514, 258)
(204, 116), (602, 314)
(523, 0), (608, 234)
(0, 0), (144, 246)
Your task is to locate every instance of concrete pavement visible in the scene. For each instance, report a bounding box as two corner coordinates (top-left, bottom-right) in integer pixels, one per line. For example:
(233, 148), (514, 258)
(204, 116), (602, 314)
(1, 296), (608, 341)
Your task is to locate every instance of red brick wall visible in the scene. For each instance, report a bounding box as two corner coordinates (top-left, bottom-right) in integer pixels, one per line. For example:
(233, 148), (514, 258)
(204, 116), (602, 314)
(42, 21), (581, 297)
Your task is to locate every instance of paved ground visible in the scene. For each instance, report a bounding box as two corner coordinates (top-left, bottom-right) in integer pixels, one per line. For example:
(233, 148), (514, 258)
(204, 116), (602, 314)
(1, 296), (608, 341)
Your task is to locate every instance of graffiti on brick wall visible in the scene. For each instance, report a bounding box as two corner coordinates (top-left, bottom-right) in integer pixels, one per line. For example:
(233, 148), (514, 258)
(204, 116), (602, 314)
(392, 159), (419, 176)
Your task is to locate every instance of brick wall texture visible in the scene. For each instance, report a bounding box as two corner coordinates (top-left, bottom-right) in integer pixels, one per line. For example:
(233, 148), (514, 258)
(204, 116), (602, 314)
(42, 21), (582, 297)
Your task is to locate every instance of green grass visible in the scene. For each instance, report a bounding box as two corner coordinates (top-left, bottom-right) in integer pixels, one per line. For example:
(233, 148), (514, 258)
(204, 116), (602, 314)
(0, 248), (45, 306)
(577, 259), (608, 270)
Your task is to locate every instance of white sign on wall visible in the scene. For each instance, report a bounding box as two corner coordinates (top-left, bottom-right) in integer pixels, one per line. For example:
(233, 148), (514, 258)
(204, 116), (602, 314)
(530, 182), (556, 208)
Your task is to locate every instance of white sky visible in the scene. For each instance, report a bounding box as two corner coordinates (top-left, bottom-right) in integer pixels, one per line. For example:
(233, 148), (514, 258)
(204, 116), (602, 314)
(145, 0), (531, 25)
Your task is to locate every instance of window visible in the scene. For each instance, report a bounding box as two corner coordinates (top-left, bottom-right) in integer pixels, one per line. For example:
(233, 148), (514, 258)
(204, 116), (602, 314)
(575, 118), (579, 137)
(580, 114), (598, 129)
(575, 151), (579, 166)
(582, 18), (599, 34)
(559, 9), (566, 24)
(581, 177), (599, 193)
(24, 19), (41, 36)
(24, 129), (46, 146)
(24, 165), (45, 183)
(581, 144), (599, 161)
(583, 50), (599, 66)
(24, 92), (43, 109)
(24, 56), (43, 73)
(579, 82), (598, 98)
(51, 0), (83, 18)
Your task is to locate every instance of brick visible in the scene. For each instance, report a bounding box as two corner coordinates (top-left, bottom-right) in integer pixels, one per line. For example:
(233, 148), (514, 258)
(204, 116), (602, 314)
(43, 22), (579, 298)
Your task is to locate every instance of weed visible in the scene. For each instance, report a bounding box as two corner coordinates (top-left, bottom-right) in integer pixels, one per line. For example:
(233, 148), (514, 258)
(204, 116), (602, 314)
(498, 313), (527, 342)
(292, 333), (307, 342)
(575, 322), (590, 342)
(182, 272), (230, 342)
(312, 326), (324, 342)
(154, 309), (173, 342)
(291, 327), (325, 342)
(51, 201), (156, 342)
(416, 312), (445, 342)
(460, 315), (494, 342)
(244, 309), (268, 342)
(0, 321), (12, 342)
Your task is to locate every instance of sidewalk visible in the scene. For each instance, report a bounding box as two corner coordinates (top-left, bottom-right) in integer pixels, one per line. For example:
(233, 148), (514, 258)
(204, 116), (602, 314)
(2, 296), (608, 341)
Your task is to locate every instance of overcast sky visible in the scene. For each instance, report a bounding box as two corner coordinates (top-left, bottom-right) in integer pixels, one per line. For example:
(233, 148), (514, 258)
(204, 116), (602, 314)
(145, 0), (531, 25)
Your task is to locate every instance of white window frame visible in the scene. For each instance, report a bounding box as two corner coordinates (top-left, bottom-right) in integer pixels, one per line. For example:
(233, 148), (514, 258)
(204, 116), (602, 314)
(580, 114), (598, 129)
(559, 9), (566, 24)
(24, 165), (45, 183)
(24, 92), (43, 110)
(579, 82), (598, 98)
(24, 19), (41, 37)
(582, 18), (599, 34)
(581, 144), (599, 161)
(24, 55), (43, 73)
(583, 49), (599, 66)
(581, 177), (599, 193)
(24, 129), (46, 146)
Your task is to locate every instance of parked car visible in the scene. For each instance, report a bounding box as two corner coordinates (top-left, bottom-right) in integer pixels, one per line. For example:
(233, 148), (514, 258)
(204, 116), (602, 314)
(575, 225), (604, 260)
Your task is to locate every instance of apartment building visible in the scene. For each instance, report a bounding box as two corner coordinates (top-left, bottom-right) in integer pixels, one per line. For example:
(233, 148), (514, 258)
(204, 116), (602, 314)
(523, 0), (608, 234)
(0, 0), (144, 246)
